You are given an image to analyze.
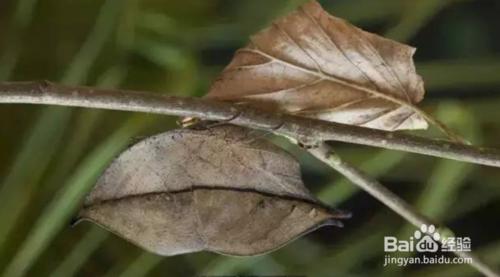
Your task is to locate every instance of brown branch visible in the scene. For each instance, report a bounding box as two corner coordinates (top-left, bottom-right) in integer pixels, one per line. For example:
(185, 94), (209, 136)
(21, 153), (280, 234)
(1, 81), (500, 168)
(308, 142), (499, 277)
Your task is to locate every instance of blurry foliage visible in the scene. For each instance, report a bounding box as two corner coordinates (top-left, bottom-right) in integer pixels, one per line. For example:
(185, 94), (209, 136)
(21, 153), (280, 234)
(0, 0), (500, 276)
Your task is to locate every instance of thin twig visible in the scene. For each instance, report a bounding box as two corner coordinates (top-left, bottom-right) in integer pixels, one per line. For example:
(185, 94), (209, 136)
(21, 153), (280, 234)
(1, 81), (500, 168)
(308, 142), (499, 277)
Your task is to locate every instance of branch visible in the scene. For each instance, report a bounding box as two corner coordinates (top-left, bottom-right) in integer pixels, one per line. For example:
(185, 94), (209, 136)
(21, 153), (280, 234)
(2, 81), (500, 168)
(308, 143), (499, 277)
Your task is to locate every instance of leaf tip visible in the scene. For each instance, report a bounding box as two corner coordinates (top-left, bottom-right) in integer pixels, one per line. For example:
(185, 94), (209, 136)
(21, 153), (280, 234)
(323, 218), (344, 228)
(70, 216), (84, 227)
(332, 208), (352, 219)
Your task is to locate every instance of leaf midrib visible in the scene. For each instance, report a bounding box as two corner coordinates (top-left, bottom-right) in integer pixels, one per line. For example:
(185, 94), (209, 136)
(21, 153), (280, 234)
(242, 47), (419, 115)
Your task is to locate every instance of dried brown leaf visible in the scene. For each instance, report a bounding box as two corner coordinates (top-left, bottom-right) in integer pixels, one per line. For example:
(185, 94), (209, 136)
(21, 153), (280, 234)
(78, 126), (348, 256)
(206, 0), (429, 131)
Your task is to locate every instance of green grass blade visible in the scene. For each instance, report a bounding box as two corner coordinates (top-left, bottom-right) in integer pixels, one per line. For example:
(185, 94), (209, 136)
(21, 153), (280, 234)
(41, 4), (139, 273)
(418, 59), (500, 91)
(318, 150), (407, 206)
(384, 103), (479, 275)
(51, 227), (108, 277)
(0, 108), (72, 253)
(60, 0), (126, 85)
(40, 66), (128, 197)
(0, 0), (127, 257)
(2, 115), (153, 277)
(331, 0), (402, 23)
(0, 0), (39, 80)
(384, 0), (466, 42)
(117, 252), (163, 277)
(200, 256), (265, 276)
(40, 67), (127, 277)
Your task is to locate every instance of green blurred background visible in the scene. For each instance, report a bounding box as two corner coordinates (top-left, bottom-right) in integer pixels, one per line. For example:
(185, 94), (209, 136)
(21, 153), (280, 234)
(1, 0), (500, 276)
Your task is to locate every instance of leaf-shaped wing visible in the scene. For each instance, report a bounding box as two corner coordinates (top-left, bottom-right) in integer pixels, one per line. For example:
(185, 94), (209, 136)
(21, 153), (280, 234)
(79, 126), (348, 256)
(206, 0), (428, 131)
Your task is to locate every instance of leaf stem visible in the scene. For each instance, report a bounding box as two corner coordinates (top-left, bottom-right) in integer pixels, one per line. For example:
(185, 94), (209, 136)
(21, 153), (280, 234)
(419, 109), (469, 144)
(1, 81), (500, 168)
(308, 142), (499, 277)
